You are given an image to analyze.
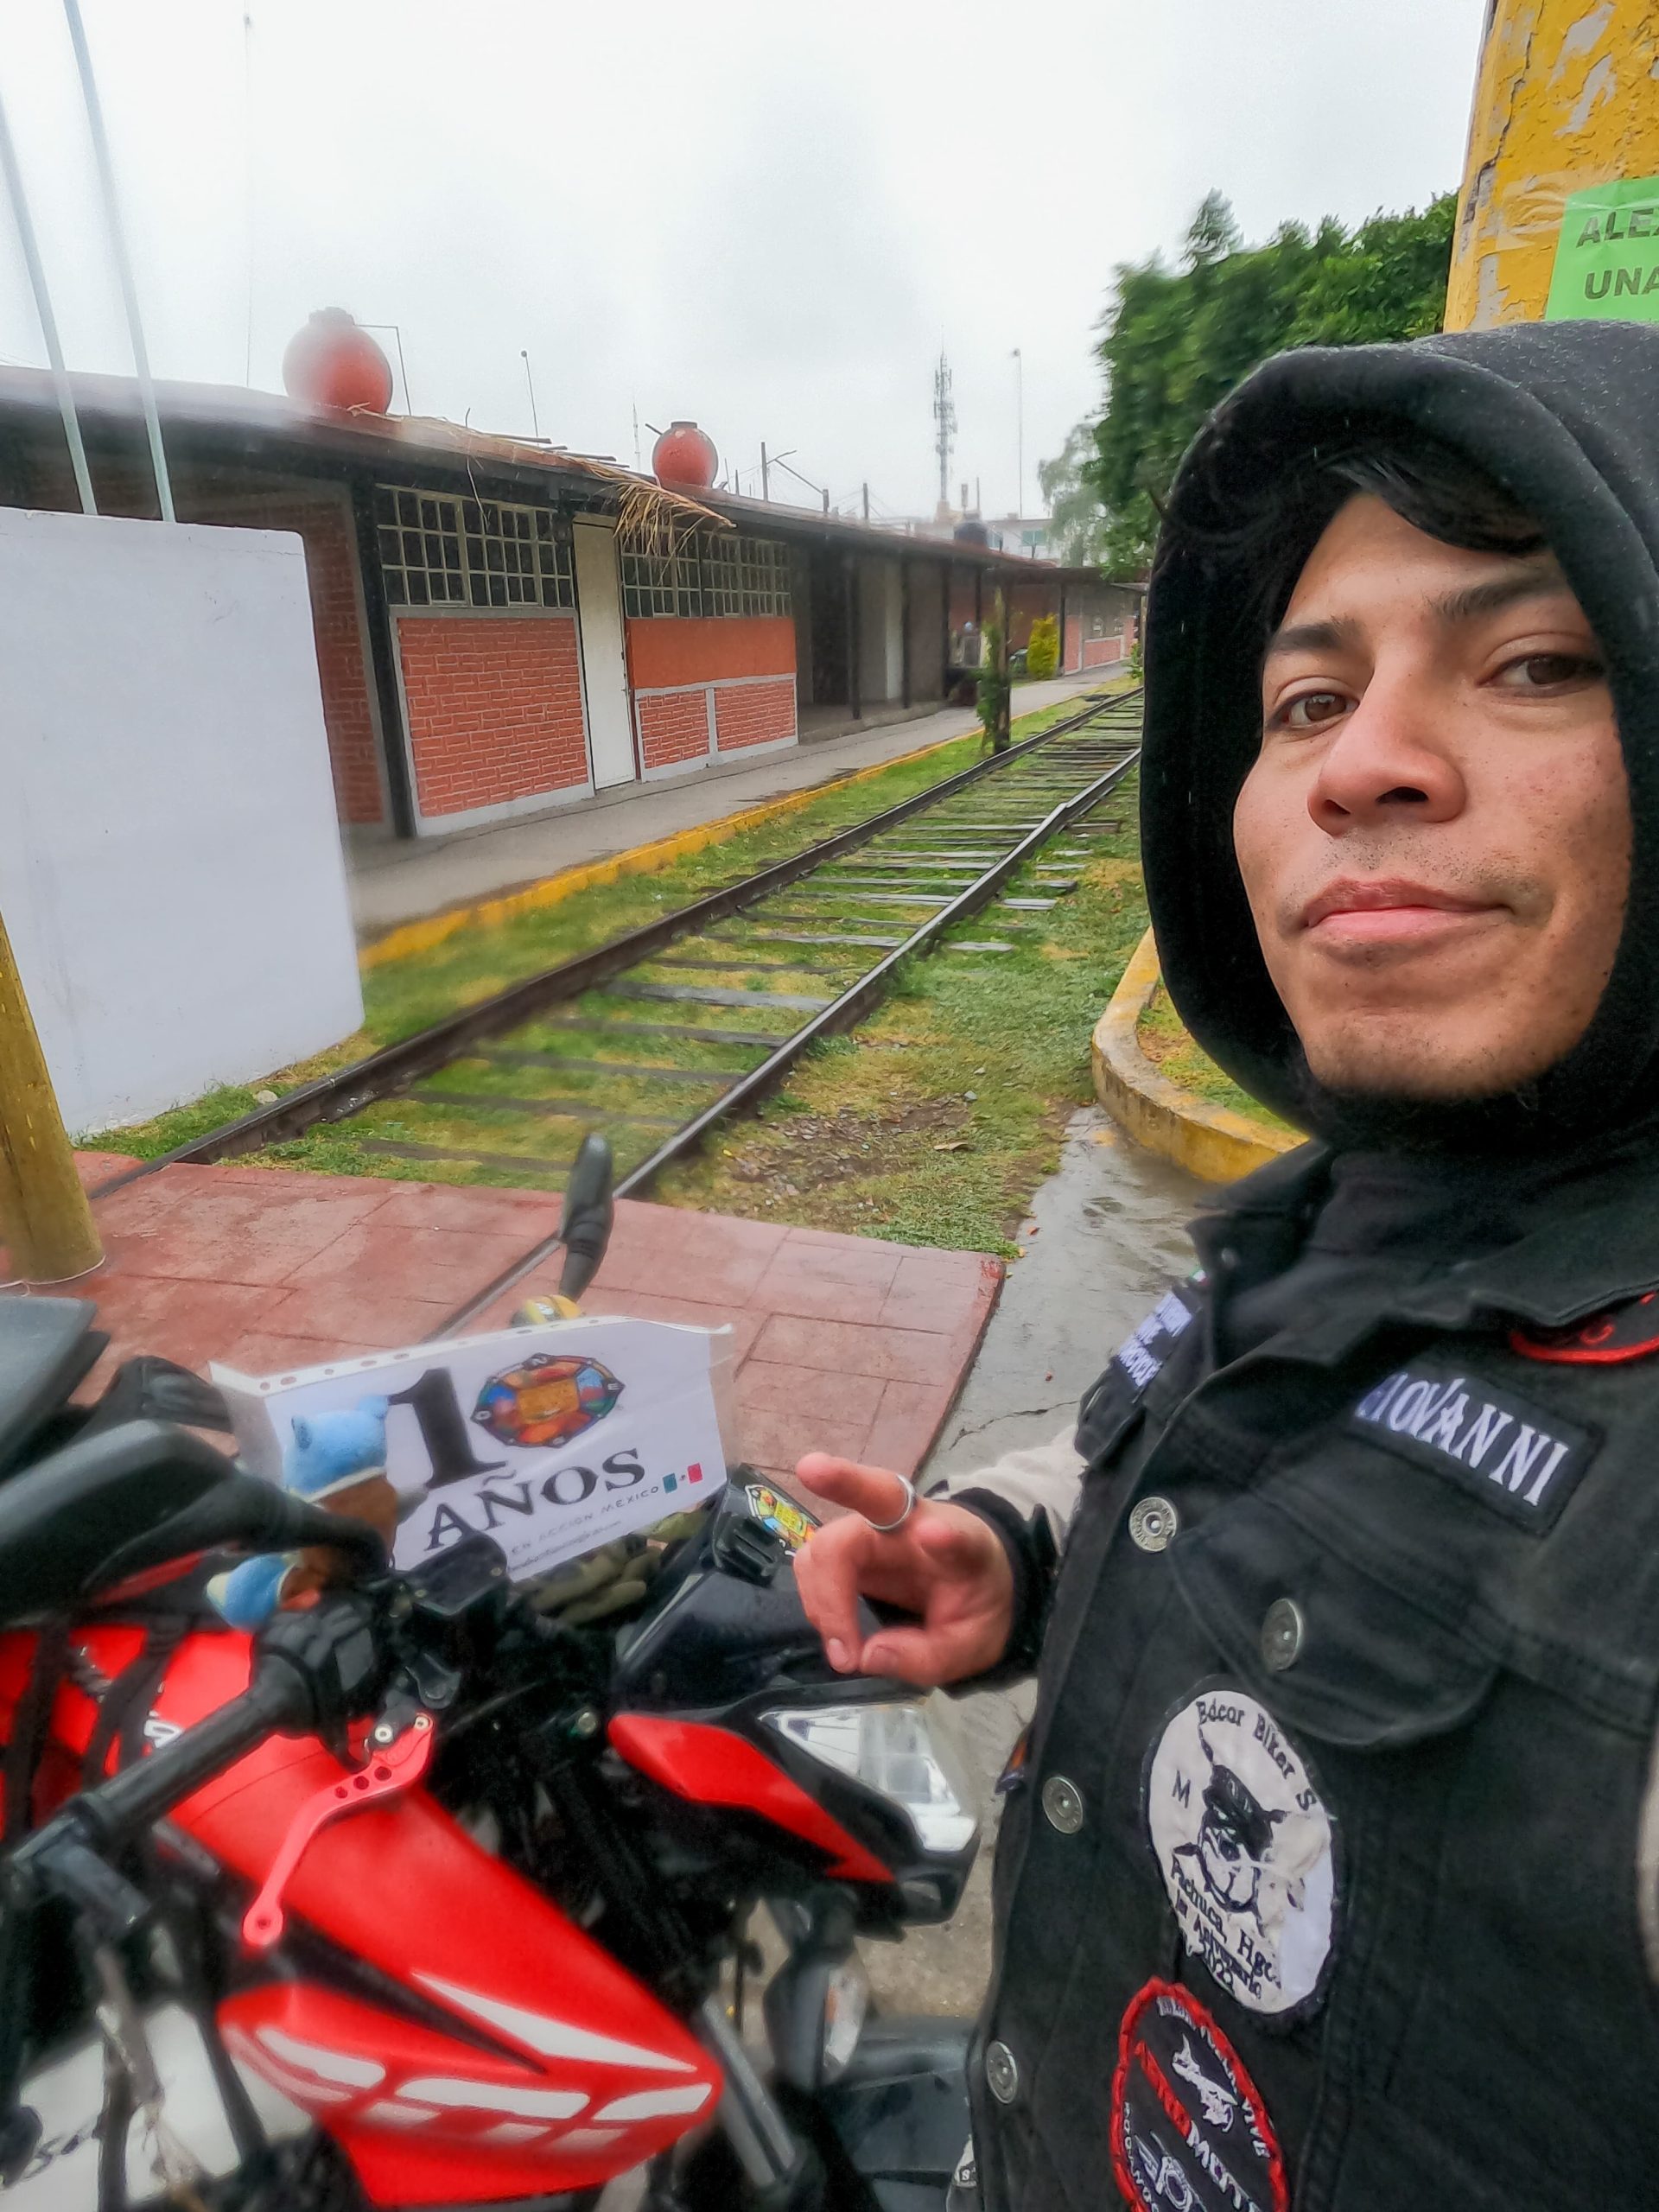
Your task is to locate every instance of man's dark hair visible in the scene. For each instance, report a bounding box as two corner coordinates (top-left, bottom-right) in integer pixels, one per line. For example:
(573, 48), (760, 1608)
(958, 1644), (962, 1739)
(1214, 432), (1548, 643)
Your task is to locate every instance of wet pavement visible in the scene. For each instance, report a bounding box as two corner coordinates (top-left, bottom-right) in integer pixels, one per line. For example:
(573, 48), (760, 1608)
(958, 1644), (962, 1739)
(864, 1105), (1205, 2021)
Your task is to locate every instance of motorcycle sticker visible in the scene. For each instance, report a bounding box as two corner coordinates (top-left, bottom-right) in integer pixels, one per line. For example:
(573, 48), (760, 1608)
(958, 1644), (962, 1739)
(1144, 1688), (1338, 2021)
(1110, 1979), (1287, 2212)
(745, 1483), (817, 1554)
(473, 1354), (626, 1450)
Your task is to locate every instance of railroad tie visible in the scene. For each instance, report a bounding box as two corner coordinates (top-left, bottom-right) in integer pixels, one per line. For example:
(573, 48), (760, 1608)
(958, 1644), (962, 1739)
(543, 1015), (784, 1049)
(472, 1050), (741, 1085)
(603, 982), (834, 1012)
(412, 1090), (685, 1128)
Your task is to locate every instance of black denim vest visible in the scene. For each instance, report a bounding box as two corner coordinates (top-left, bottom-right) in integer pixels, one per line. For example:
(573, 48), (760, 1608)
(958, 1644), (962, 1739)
(970, 1207), (1659, 2210)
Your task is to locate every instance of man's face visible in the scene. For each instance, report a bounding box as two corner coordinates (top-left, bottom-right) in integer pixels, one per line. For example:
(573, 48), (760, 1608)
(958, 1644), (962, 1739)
(1232, 495), (1630, 1101)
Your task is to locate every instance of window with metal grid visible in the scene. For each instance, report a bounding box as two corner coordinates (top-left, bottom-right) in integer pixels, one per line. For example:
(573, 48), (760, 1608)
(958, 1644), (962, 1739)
(375, 486), (574, 610)
(620, 544), (706, 619)
(622, 533), (791, 620)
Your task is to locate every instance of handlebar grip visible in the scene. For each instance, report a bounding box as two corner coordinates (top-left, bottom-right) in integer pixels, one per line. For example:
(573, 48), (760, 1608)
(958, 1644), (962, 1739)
(34, 1837), (152, 1942)
(51, 1662), (315, 1856)
(19, 1589), (384, 1867)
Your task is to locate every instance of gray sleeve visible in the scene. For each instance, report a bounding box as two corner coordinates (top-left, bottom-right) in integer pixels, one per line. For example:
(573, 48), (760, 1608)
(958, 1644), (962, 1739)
(924, 1424), (1083, 1557)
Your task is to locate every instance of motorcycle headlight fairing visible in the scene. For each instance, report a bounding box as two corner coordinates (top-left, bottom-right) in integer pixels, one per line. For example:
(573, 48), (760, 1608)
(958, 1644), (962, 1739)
(761, 1699), (980, 1857)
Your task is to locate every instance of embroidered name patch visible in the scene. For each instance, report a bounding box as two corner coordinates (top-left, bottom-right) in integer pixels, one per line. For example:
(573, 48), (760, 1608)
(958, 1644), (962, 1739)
(1114, 1287), (1198, 1393)
(1347, 1357), (1594, 1529)
(1145, 1688), (1338, 2022)
(1110, 1979), (1288, 2212)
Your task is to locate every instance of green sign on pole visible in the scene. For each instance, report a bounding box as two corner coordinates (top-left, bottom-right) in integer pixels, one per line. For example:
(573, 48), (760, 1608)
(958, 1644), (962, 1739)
(1548, 175), (1659, 321)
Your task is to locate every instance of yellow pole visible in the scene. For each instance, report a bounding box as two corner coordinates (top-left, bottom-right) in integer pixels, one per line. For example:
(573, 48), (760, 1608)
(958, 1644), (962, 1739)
(0, 910), (102, 1284)
(1447, 1), (1659, 330)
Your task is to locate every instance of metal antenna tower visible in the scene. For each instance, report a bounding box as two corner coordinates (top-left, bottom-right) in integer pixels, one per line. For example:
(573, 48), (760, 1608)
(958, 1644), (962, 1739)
(932, 351), (957, 511)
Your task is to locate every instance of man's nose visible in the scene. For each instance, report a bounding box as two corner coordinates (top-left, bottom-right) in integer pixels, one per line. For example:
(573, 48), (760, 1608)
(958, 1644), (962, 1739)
(1307, 679), (1465, 835)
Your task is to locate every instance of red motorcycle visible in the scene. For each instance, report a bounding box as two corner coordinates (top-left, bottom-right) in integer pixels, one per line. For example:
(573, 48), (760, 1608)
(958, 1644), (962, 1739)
(0, 1146), (980, 2210)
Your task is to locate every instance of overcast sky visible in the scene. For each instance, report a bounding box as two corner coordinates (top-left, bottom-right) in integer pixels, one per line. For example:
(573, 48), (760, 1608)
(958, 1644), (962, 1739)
(1, 0), (1486, 523)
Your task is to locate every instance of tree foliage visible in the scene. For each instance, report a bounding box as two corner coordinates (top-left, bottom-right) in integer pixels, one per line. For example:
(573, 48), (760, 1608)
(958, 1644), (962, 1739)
(1037, 423), (1110, 567)
(1026, 613), (1059, 681)
(1072, 191), (1457, 577)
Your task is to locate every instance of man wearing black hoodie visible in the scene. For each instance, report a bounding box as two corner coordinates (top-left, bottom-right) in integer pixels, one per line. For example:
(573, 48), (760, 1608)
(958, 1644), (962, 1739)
(791, 321), (1659, 2209)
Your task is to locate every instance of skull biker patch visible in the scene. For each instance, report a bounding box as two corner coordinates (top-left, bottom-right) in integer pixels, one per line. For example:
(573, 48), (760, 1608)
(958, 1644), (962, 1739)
(1145, 1688), (1338, 2021)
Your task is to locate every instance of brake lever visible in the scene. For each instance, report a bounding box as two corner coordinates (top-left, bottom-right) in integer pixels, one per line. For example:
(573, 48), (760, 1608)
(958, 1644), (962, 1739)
(241, 1710), (435, 1951)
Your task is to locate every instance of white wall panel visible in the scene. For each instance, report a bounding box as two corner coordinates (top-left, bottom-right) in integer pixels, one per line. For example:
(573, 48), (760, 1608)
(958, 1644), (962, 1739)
(0, 507), (362, 1135)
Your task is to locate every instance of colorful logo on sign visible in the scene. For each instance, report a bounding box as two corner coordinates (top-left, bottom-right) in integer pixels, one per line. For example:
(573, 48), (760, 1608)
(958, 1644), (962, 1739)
(472, 1355), (624, 1450)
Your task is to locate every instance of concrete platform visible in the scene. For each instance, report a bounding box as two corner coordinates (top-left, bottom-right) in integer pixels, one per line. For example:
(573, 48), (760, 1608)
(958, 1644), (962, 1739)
(10, 1159), (1001, 1482)
(348, 671), (1109, 938)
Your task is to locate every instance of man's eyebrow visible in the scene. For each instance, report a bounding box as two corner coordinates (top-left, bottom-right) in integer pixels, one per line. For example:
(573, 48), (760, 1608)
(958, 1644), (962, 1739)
(1262, 556), (1574, 665)
(1262, 615), (1358, 664)
(1425, 558), (1569, 627)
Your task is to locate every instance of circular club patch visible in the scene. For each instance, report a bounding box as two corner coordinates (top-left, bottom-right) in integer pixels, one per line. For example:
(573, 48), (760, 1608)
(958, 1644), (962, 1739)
(1111, 1980), (1287, 2212)
(1145, 1688), (1337, 2020)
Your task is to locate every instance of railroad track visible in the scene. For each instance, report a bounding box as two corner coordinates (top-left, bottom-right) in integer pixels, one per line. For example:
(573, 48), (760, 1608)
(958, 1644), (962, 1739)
(98, 689), (1142, 1321)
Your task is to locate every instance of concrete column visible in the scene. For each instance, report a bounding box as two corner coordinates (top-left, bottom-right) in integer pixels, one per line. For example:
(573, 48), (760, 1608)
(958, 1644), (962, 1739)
(1447, 1), (1659, 329)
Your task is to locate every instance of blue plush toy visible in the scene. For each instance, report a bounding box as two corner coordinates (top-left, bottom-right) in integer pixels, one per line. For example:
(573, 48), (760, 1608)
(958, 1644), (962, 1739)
(209, 1397), (399, 1629)
(284, 1398), (391, 1503)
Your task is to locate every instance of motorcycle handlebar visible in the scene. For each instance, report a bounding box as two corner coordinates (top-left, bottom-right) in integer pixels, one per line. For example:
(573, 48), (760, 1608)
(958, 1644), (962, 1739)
(86, 1471), (385, 1601)
(15, 1589), (384, 1881)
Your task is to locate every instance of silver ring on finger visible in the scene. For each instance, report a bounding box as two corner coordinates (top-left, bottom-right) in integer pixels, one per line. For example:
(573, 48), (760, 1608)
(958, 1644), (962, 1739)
(865, 1473), (917, 1533)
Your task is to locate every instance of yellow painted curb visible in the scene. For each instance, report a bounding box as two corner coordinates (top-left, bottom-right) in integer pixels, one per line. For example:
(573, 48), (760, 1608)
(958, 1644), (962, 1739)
(359, 729), (969, 971)
(1092, 929), (1302, 1184)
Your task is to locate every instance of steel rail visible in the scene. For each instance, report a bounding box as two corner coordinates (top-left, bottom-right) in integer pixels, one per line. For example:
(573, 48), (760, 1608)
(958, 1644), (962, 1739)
(89, 691), (1138, 1198)
(436, 740), (1141, 1332)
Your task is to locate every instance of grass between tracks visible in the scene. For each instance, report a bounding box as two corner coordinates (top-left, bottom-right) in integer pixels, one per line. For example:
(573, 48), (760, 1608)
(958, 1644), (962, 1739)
(1137, 985), (1295, 1139)
(651, 827), (1149, 1256)
(91, 689), (1119, 1161)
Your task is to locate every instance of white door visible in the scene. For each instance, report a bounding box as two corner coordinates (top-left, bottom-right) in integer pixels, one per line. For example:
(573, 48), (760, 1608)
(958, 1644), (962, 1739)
(573, 519), (637, 789)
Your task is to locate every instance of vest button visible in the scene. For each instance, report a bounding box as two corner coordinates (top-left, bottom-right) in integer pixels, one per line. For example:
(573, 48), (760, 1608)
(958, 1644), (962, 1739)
(1040, 1775), (1085, 1834)
(1262, 1596), (1306, 1671)
(983, 2039), (1020, 2104)
(1128, 1495), (1179, 1553)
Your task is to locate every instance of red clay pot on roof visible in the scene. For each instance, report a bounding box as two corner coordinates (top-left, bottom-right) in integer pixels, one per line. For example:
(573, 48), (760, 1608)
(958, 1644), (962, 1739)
(652, 420), (718, 490)
(282, 309), (394, 414)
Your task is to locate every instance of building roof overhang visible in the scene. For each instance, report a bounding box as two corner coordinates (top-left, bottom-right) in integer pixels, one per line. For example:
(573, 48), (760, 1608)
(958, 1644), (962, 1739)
(0, 365), (1141, 590)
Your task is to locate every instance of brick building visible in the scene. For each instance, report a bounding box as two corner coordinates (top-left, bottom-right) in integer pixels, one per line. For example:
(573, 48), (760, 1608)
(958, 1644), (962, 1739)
(0, 370), (1141, 842)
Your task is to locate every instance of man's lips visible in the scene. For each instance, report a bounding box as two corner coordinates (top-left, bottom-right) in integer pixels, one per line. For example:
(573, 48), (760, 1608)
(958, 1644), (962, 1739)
(1300, 878), (1503, 945)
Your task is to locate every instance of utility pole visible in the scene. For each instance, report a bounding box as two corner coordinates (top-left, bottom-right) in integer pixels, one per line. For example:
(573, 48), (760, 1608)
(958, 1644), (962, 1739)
(0, 911), (101, 1282)
(1446, 1), (1659, 328)
(61, 0), (174, 521)
(760, 442), (770, 500)
(932, 352), (957, 513)
(0, 76), (95, 513)
(1012, 346), (1024, 518)
(520, 350), (540, 441)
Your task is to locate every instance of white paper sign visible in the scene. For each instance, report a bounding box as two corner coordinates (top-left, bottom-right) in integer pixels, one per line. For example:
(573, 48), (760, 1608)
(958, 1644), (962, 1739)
(213, 1317), (731, 1583)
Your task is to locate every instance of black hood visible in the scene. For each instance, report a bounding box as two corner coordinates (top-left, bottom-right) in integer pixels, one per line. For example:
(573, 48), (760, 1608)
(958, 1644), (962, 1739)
(1141, 320), (1659, 1151)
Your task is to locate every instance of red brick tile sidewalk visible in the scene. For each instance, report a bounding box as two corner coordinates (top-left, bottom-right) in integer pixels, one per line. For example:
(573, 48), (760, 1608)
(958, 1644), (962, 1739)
(3, 1159), (1002, 1482)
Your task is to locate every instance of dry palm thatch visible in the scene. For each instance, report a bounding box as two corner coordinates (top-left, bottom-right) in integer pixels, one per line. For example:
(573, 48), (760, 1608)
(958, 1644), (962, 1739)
(393, 416), (730, 549)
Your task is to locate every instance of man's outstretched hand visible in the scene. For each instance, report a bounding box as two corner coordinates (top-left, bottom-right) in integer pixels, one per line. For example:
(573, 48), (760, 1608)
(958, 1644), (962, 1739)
(791, 1454), (1014, 1688)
